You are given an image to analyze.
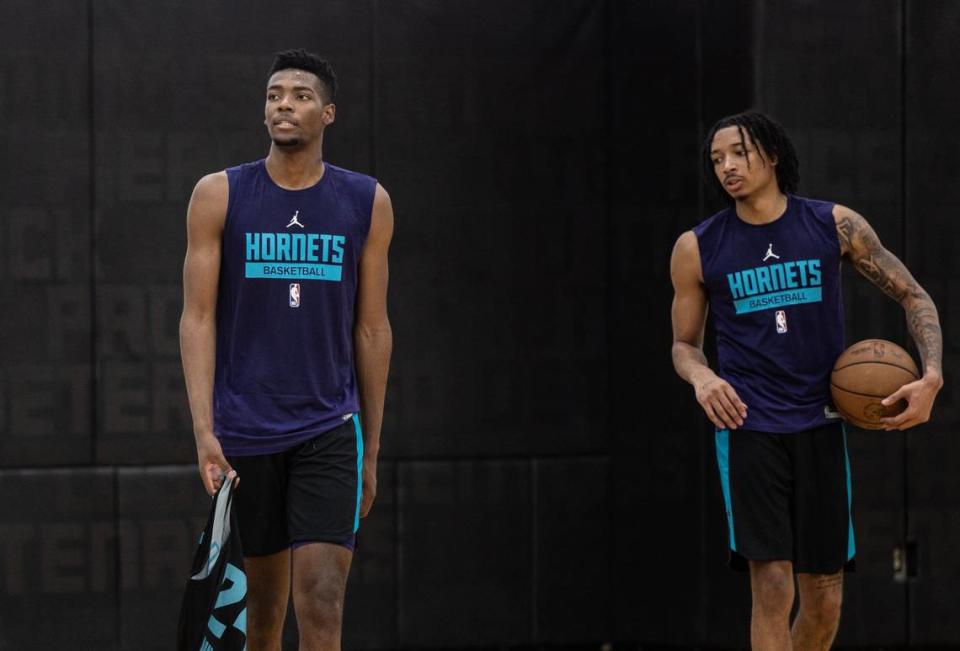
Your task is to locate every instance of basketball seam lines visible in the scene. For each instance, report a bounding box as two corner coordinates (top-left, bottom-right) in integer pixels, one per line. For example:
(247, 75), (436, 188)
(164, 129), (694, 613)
(832, 359), (918, 378)
(829, 382), (902, 399)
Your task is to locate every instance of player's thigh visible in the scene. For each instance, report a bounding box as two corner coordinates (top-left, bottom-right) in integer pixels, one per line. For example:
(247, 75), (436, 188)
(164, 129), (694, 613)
(291, 542), (352, 606)
(245, 548), (291, 628)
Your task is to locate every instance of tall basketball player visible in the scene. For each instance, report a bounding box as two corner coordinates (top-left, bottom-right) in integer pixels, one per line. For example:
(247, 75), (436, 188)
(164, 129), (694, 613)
(180, 49), (393, 650)
(670, 112), (942, 650)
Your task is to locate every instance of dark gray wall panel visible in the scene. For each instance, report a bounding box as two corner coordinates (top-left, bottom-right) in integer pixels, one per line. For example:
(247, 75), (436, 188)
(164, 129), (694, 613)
(837, 437), (907, 645)
(117, 466), (208, 651)
(376, 0), (607, 459)
(343, 460), (398, 649)
(607, 0), (723, 644)
(397, 460), (532, 646)
(613, 448), (710, 645)
(905, 6), (960, 643)
(0, 469), (116, 649)
(92, 0), (374, 464)
(535, 457), (609, 643)
(0, 1), (92, 466)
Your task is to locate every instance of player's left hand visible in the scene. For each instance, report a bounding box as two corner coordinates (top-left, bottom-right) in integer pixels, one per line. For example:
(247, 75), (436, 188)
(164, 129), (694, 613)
(879, 371), (943, 430)
(360, 459), (377, 518)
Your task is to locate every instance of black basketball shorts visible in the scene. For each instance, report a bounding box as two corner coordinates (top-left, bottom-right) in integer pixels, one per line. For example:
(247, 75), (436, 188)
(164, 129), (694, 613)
(226, 415), (364, 557)
(714, 421), (855, 574)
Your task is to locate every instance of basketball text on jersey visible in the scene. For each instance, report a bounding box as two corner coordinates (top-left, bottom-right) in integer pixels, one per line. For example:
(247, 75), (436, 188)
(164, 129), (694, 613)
(244, 231), (346, 281)
(726, 258), (822, 315)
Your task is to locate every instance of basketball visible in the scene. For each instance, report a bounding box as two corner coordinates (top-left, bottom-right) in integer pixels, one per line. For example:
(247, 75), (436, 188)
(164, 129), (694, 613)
(830, 339), (920, 429)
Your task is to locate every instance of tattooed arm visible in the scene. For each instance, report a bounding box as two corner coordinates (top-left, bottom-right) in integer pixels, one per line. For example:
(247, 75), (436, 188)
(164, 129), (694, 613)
(834, 204), (944, 430)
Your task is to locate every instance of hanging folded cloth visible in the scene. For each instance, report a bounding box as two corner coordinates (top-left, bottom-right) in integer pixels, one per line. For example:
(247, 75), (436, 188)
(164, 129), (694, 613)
(177, 476), (247, 650)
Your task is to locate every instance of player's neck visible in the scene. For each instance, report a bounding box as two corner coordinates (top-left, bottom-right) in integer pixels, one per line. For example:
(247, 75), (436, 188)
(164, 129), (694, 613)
(735, 188), (788, 225)
(265, 142), (326, 190)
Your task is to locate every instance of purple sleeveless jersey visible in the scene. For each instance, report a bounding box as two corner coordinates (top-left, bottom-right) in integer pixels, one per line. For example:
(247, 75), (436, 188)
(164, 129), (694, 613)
(693, 195), (845, 433)
(214, 160), (376, 455)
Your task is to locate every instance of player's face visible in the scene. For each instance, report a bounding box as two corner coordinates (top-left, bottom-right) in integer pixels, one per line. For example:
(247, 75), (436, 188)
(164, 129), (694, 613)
(264, 70), (335, 147)
(710, 126), (777, 199)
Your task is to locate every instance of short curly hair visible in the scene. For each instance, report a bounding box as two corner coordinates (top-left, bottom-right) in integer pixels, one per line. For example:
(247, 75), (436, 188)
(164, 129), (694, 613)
(703, 111), (800, 203)
(269, 49), (338, 104)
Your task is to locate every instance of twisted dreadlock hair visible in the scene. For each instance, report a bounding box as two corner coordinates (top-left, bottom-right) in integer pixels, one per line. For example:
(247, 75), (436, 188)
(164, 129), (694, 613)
(269, 49), (338, 104)
(702, 111), (799, 204)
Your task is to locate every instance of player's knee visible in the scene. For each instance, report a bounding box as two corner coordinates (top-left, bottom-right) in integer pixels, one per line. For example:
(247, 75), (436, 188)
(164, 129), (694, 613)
(805, 587), (843, 627)
(751, 563), (794, 615)
(297, 582), (345, 629)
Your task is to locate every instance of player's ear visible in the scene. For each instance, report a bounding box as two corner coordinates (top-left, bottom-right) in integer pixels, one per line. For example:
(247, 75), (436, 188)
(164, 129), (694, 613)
(323, 103), (336, 126)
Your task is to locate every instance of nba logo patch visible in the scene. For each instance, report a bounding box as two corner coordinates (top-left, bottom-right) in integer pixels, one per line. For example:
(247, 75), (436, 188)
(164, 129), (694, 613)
(289, 283), (301, 308)
(775, 310), (787, 334)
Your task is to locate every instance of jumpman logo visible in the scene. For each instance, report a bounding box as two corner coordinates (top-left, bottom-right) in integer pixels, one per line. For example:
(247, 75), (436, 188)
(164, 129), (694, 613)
(286, 210), (305, 228)
(763, 243), (780, 262)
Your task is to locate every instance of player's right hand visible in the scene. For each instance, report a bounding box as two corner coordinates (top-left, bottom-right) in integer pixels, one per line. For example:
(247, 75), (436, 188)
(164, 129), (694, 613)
(694, 373), (748, 430)
(195, 433), (236, 496)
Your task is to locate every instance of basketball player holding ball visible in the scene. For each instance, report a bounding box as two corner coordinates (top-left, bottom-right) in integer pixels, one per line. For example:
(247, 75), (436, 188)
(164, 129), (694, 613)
(670, 112), (943, 650)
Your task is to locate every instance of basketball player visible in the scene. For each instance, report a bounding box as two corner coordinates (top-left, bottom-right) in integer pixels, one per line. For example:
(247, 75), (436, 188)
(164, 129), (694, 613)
(180, 49), (393, 650)
(670, 112), (942, 650)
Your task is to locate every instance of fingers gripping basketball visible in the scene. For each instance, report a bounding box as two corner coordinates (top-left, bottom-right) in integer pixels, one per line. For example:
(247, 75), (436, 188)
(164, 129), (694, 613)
(830, 339), (919, 430)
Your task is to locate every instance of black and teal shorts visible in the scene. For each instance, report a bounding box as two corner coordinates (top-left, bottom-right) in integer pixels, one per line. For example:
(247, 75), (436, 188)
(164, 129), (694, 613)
(715, 421), (855, 574)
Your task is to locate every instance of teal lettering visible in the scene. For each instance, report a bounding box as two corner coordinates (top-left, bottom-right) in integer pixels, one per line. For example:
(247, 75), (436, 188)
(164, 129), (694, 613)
(292, 233), (307, 260)
(795, 259), (809, 285)
(756, 266), (773, 293)
(320, 234), (332, 262)
(234, 607), (247, 635)
(742, 269), (758, 295)
(214, 563), (246, 609)
(784, 261), (798, 288)
(770, 264), (786, 291)
(245, 233), (259, 261)
(332, 236), (345, 264)
(307, 234), (319, 262)
(809, 259), (821, 285)
(261, 233), (276, 260)
(276, 233), (291, 261)
(727, 272), (745, 299)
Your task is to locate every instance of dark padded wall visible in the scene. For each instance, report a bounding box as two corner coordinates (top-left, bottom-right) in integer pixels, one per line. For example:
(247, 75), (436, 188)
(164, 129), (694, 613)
(905, 0), (960, 644)
(0, 2), (92, 467)
(379, 1), (608, 459)
(0, 0), (955, 648)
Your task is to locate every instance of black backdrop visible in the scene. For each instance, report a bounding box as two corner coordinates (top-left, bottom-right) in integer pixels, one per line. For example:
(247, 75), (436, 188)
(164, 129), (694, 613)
(0, 1), (957, 649)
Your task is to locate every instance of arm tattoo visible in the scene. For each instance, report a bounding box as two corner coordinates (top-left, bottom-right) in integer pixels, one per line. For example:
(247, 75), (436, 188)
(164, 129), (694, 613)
(837, 211), (943, 374)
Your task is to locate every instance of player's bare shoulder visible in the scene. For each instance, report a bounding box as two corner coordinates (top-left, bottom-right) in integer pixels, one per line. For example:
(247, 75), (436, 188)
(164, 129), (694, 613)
(368, 183), (395, 244)
(671, 230), (703, 285)
(187, 171), (230, 235)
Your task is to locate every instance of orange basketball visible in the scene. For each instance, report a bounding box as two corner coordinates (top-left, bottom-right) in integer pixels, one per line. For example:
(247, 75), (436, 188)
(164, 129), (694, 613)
(830, 339), (919, 429)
